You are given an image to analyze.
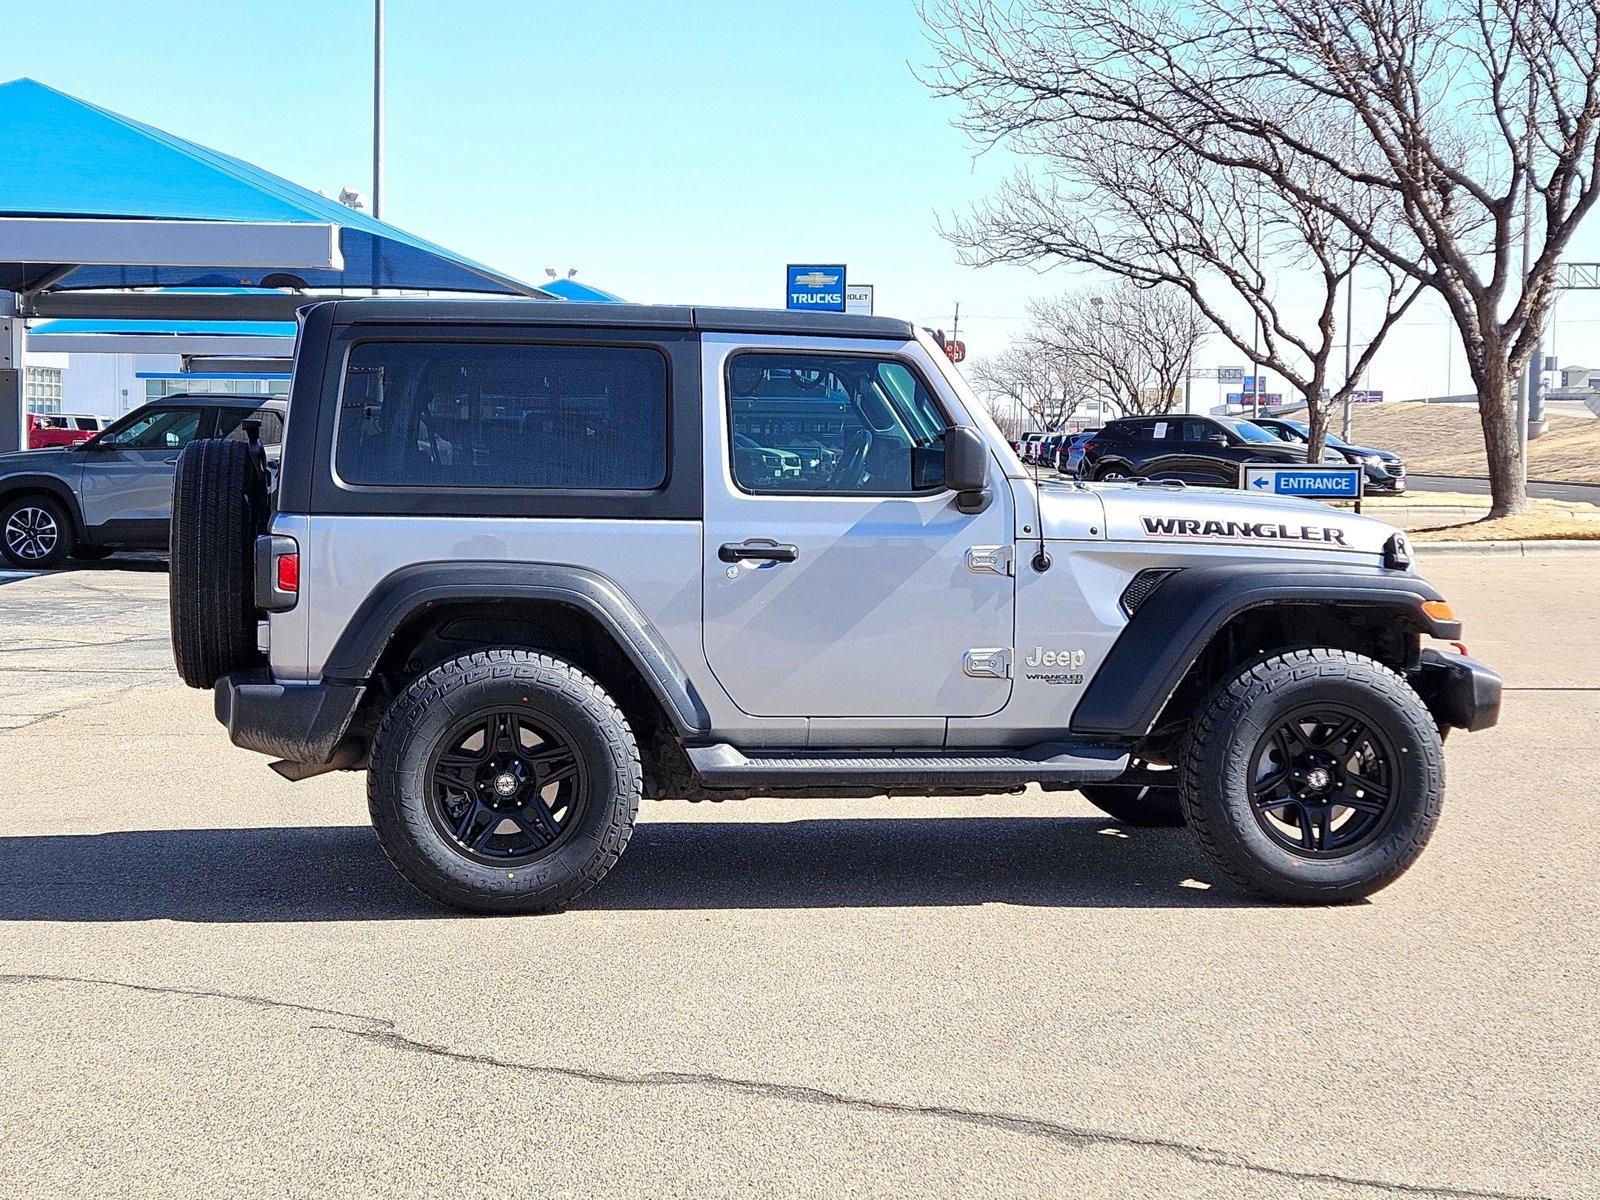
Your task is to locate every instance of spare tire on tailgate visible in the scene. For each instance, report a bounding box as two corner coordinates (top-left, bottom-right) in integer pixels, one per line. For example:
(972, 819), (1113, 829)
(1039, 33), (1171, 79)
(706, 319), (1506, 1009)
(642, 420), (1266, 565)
(170, 437), (269, 688)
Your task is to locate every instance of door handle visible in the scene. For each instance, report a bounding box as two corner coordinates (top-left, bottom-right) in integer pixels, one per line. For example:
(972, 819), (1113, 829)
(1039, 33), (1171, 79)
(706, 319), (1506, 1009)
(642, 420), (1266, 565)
(719, 540), (799, 564)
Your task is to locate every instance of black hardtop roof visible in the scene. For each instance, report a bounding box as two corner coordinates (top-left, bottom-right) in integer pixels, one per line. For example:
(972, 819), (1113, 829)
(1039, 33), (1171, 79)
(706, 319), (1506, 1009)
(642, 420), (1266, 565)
(316, 297), (916, 340)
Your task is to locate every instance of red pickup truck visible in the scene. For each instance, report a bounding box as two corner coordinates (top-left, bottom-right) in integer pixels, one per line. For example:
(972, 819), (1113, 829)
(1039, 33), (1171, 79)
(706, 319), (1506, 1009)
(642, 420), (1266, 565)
(26, 413), (105, 449)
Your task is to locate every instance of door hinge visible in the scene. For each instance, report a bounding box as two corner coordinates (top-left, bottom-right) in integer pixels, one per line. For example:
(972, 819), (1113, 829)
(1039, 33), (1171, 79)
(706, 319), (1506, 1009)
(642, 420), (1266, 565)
(963, 648), (1012, 679)
(965, 545), (1014, 576)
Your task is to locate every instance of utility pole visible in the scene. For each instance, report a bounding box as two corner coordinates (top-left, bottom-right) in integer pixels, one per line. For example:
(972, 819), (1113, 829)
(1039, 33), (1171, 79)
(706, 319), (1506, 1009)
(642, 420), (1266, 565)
(372, 0), (385, 222)
(950, 301), (960, 347)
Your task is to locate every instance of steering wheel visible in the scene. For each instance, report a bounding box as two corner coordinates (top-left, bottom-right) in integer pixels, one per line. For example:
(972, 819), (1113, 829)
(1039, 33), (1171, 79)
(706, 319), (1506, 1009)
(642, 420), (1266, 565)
(830, 430), (873, 490)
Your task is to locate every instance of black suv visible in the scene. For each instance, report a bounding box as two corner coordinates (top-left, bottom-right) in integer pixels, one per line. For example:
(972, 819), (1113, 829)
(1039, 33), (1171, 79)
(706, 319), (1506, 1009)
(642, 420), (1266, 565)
(1251, 417), (1407, 493)
(1077, 414), (1305, 486)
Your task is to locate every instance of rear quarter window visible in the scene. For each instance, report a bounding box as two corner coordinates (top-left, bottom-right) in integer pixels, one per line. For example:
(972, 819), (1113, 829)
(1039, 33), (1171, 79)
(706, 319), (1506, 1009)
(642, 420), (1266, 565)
(333, 340), (669, 490)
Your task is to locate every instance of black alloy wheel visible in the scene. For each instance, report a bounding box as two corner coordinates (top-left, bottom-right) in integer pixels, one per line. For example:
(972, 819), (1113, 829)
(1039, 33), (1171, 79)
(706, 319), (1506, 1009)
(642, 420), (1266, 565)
(1248, 706), (1397, 857)
(428, 708), (586, 866)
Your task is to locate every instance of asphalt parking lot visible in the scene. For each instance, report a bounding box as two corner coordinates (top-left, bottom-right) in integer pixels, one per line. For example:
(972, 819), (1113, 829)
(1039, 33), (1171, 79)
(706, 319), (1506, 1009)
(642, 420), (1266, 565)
(0, 553), (1595, 1199)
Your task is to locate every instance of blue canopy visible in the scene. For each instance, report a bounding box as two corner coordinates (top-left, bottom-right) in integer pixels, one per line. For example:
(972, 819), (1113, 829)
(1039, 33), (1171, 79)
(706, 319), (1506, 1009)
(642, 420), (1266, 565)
(537, 277), (626, 303)
(0, 77), (543, 297)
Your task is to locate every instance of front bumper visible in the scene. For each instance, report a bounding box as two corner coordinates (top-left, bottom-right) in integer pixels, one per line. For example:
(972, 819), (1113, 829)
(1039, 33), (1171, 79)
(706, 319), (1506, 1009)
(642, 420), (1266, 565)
(1409, 649), (1502, 732)
(215, 668), (366, 764)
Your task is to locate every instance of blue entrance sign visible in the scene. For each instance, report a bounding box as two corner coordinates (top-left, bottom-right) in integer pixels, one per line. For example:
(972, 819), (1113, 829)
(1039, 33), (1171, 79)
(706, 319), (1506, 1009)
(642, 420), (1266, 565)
(786, 264), (847, 312)
(1240, 464), (1364, 499)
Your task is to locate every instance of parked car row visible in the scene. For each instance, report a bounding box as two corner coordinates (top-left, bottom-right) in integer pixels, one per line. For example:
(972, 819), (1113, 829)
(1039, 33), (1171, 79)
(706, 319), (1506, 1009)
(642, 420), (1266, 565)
(1019, 413), (1405, 492)
(1, 393), (285, 568)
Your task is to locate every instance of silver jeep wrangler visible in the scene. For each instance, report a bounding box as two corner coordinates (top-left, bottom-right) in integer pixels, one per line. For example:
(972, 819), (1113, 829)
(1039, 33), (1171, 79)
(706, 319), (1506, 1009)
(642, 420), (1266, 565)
(169, 299), (1500, 913)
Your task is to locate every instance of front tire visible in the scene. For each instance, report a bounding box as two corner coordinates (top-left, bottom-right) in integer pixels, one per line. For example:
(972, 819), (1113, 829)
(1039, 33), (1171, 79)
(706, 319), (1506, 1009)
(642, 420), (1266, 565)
(1179, 649), (1443, 903)
(1, 495), (74, 568)
(368, 649), (641, 914)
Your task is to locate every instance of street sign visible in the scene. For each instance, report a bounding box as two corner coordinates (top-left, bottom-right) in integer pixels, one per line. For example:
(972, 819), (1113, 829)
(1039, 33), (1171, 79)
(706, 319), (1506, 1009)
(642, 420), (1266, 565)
(1218, 365), (1246, 384)
(1242, 375), (1266, 394)
(1240, 464), (1364, 500)
(944, 339), (967, 363)
(1350, 389), (1385, 404)
(786, 264), (847, 312)
(845, 283), (874, 315)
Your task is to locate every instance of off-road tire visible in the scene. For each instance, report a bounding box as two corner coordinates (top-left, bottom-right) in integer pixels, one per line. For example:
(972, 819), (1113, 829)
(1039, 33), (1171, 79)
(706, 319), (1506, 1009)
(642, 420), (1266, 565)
(1, 493), (75, 568)
(368, 649), (641, 914)
(169, 438), (266, 688)
(1080, 783), (1184, 827)
(1178, 648), (1443, 903)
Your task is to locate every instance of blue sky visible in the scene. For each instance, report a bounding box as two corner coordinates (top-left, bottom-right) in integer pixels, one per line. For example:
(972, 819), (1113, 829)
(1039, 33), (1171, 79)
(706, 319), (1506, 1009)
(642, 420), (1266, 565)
(7, 1), (1600, 400)
(5, 1), (1042, 351)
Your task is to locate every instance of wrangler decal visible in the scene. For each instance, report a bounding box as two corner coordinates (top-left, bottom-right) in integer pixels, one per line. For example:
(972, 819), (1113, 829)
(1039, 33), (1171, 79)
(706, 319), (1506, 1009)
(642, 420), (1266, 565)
(1140, 516), (1348, 546)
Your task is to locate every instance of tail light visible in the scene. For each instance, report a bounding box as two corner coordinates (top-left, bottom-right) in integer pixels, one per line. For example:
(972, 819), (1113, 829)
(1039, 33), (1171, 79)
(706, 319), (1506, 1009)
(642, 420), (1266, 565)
(275, 551), (299, 595)
(254, 534), (300, 611)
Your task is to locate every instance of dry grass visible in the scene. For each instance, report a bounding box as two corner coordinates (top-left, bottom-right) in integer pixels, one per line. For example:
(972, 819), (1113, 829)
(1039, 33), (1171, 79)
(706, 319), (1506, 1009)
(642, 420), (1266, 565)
(1410, 513), (1600, 542)
(1405, 495), (1600, 541)
(1343, 401), (1600, 483)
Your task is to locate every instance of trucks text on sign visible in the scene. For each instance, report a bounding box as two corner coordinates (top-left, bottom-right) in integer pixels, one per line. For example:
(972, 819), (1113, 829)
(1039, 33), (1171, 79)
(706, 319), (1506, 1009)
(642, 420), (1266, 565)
(786, 265), (847, 312)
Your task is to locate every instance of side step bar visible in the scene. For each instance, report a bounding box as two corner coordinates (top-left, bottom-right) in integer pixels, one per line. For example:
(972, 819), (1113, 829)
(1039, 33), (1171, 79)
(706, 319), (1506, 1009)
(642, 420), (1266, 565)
(686, 741), (1129, 789)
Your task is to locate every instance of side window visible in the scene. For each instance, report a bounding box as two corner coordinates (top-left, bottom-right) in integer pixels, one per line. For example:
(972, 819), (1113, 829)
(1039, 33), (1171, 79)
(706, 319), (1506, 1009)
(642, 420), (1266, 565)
(1179, 419), (1214, 444)
(726, 352), (948, 495)
(218, 408), (285, 446)
(101, 407), (205, 450)
(333, 341), (668, 490)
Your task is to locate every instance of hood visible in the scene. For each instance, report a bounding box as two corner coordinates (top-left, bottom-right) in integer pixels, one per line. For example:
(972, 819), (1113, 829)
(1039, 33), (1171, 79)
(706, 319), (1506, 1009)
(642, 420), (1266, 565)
(0, 447), (75, 473)
(1342, 444), (1400, 462)
(1065, 481), (1399, 556)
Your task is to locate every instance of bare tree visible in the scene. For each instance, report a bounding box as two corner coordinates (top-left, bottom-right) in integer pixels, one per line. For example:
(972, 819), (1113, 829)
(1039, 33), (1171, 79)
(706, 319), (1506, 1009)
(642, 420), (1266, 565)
(967, 337), (1085, 431)
(939, 110), (1422, 457)
(1030, 284), (1205, 417)
(922, 0), (1600, 515)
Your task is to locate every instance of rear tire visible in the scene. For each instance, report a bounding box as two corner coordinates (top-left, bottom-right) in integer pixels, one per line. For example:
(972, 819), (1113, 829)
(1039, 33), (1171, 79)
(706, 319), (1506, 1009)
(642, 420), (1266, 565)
(368, 649), (641, 914)
(1, 494), (74, 568)
(169, 438), (267, 688)
(1095, 465), (1130, 482)
(1178, 649), (1443, 903)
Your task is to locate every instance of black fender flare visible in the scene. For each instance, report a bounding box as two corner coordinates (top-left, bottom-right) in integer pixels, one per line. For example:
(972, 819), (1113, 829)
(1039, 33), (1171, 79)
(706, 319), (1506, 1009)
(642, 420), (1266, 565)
(1069, 562), (1458, 738)
(323, 561), (711, 736)
(0, 473), (86, 535)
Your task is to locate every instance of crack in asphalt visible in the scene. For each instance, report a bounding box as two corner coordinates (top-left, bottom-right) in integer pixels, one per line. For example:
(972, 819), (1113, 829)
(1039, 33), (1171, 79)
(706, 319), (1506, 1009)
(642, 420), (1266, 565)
(0, 708), (69, 732)
(0, 972), (1549, 1200)
(1502, 686), (1599, 692)
(0, 634), (168, 656)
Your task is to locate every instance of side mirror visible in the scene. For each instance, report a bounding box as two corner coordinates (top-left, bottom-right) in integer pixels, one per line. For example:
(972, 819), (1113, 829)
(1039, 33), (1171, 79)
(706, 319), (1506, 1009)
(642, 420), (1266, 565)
(944, 425), (991, 513)
(1206, 432), (1228, 447)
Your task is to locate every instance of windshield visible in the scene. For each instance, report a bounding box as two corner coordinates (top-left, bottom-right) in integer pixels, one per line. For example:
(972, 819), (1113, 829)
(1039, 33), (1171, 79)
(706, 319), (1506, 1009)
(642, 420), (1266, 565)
(1216, 417), (1279, 444)
(1275, 418), (1354, 450)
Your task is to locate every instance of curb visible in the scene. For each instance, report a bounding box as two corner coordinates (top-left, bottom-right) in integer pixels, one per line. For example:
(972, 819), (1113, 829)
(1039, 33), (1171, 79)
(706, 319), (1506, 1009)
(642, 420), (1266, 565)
(1415, 539), (1600, 556)
(1408, 472), (1600, 490)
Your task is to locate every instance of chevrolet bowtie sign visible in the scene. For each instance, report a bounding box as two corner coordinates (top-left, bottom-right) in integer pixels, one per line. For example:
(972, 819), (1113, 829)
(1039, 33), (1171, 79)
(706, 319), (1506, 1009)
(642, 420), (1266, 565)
(787, 264), (847, 312)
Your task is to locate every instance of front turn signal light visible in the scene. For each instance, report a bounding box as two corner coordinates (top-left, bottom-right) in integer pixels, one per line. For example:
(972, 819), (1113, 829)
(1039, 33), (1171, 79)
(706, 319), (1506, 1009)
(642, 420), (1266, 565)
(1420, 600), (1455, 623)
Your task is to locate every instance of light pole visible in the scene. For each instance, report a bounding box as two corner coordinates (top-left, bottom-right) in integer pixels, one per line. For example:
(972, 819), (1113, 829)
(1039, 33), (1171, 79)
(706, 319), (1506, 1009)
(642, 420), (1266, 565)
(372, 0), (385, 222)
